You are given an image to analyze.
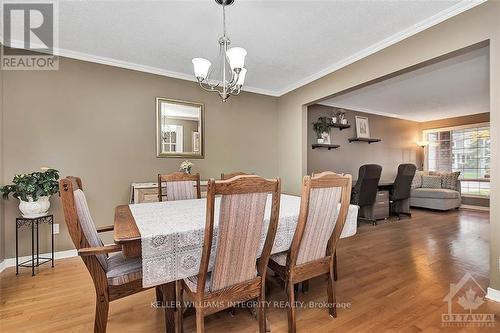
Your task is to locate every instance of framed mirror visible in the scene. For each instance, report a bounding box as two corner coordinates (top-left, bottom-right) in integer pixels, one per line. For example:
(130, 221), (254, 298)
(156, 97), (204, 158)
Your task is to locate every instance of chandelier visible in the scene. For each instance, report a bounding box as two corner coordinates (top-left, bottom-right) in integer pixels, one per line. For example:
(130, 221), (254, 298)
(192, 0), (247, 102)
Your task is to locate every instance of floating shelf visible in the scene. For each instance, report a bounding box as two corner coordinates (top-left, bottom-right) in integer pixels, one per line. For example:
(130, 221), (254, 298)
(348, 138), (381, 144)
(330, 123), (351, 131)
(312, 144), (341, 150)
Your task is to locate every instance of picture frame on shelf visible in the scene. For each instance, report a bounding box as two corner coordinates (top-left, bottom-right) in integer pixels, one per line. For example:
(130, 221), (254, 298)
(355, 116), (370, 138)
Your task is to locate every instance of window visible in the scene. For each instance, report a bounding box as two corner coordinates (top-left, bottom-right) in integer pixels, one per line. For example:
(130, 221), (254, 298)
(424, 124), (490, 197)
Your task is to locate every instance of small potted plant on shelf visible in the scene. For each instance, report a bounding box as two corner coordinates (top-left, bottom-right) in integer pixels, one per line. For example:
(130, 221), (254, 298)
(312, 117), (332, 144)
(0, 167), (60, 218)
(179, 160), (193, 174)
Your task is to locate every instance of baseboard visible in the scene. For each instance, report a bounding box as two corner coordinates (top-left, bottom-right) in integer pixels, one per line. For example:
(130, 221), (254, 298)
(0, 249), (77, 274)
(486, 287), (500, 303)
(460, 204), (490, 211)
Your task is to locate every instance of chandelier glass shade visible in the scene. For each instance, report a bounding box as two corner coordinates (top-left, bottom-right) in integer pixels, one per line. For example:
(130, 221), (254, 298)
(192, 0), (247, 102)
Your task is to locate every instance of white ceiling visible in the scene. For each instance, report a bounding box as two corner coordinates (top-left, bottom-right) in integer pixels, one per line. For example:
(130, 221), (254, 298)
(319, 46), (490, 122)
(1, 0), (483, 96)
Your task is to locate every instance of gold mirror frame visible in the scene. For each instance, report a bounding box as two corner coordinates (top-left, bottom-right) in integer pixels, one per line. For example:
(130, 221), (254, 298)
(156, 97), (205, 159)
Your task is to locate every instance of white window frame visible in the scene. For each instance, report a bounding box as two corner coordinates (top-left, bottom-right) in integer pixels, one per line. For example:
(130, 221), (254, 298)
(422, 122), (490, 197)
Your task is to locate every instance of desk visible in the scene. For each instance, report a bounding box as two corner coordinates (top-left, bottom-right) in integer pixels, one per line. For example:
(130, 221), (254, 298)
(353, 180), (394, 220)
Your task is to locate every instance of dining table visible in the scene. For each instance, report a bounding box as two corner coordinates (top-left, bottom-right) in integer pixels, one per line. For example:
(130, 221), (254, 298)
(114, 194), (359, 333)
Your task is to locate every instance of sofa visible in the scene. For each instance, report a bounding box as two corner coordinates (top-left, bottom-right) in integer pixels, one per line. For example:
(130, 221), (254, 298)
(409, 171), (461, 211)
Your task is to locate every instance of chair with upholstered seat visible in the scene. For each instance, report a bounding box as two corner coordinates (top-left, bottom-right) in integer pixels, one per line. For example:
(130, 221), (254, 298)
(267, 172), (352, 333)
(220, 171), (253, 180)
(176, 175), (281, 333)
(60, 177), (170, 333)
(157, 171), (201, 201)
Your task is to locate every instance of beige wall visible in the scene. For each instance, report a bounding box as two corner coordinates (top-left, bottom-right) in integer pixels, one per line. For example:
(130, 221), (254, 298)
(276, 2), (500, 289)
(0, 59), (4, 262)
(1, 56), (278, 257)
(307, 105), (421, 179)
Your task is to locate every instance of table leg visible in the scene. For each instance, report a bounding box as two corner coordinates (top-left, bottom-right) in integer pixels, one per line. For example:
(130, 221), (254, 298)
(51, 217), (54, 267)
(162, 281), (176, 333)
(36, 219), (39, 266)
(15, 220), (19, 275)
(31, 220), (35, 276)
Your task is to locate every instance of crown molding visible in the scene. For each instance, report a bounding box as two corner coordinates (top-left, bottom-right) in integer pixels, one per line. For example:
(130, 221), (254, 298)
(0, 38), (280, 97)
(276, 0), (487, 96)
(317, 101), (413, 121)
(0, 0), (485, 98)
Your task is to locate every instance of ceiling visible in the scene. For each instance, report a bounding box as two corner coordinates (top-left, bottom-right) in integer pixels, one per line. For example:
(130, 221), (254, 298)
(319, 46), (490, 122)
(2, 0), (484, 96)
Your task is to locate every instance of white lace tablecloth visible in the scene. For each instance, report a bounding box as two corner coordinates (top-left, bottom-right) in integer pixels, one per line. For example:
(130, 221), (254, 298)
(129, 194), (358, 287)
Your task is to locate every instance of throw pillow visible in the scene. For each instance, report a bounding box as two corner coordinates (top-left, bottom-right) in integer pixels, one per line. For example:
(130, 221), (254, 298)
(411, 171), (424, 189)
(422, 175), (442, 189)
(439, 171), (461, 191)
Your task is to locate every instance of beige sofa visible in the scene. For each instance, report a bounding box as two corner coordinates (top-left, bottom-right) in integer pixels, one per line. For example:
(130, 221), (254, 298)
(410, 172), (461, 211)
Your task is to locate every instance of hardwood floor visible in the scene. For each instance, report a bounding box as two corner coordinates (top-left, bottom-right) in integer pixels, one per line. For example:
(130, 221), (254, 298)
(1, 208), (499, 332)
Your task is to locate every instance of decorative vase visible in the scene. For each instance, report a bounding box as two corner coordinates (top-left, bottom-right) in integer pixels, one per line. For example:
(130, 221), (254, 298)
(341, 119), (348, 125)
(18, 196), (50, 218)
(332, 117), (338, 124)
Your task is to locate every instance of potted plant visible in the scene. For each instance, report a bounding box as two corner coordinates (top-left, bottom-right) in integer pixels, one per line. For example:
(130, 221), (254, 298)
(312, 117), (332, 143)
(0, 168), (60, 218)
(179, 160), (193, 174)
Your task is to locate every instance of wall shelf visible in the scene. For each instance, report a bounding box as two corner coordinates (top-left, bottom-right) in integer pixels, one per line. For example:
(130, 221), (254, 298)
(348, 137), (381, 144)
(331, 123), (351, 131)
(312, 144), (341, 150)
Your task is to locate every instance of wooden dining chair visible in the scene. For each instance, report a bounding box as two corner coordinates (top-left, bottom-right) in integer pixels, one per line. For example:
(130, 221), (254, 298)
(220, 171), (253, 180)
(60, 176), (170, 333)
(268, 171), (352, 333)
(176, 175), (281, 333)
(157, 171), (201, 201)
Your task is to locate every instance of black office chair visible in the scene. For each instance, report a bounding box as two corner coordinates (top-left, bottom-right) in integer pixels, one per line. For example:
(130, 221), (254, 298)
(351, 164), (382, 225)
(390, 163), (417, 219)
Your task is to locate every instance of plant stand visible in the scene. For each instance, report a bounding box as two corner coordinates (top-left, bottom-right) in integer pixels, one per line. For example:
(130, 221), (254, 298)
(15, 215), (54, 276)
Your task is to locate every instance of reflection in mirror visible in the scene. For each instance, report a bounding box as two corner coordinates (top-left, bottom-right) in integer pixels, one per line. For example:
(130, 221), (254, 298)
(156, 98), (204, 158)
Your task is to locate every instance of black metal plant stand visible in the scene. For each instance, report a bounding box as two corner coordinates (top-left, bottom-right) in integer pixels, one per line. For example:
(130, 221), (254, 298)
(15, 215), (55, 276)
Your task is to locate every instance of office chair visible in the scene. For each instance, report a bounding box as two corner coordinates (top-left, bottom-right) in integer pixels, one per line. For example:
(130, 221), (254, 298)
(390, 163), (417, 219)
(351, 164), (382, 225)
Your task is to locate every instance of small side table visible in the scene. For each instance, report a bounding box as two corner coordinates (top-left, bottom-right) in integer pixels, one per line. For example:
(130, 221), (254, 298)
(15, 215), (55, 276)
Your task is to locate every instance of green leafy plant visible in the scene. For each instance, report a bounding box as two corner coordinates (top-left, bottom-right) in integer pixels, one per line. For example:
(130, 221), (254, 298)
(312, 117), (332, 139)
(0, 168), (60, 201)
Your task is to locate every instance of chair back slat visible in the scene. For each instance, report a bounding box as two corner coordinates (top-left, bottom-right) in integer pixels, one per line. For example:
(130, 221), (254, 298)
(60, 177), (107, 270)
(73, 189), (108, 269)
(289, 172), (352, 267)
(158, 172), (201, 201)
(296, 186), (342, 265)
(211, 192), (268, 290)
(197, 175), (281, 294)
